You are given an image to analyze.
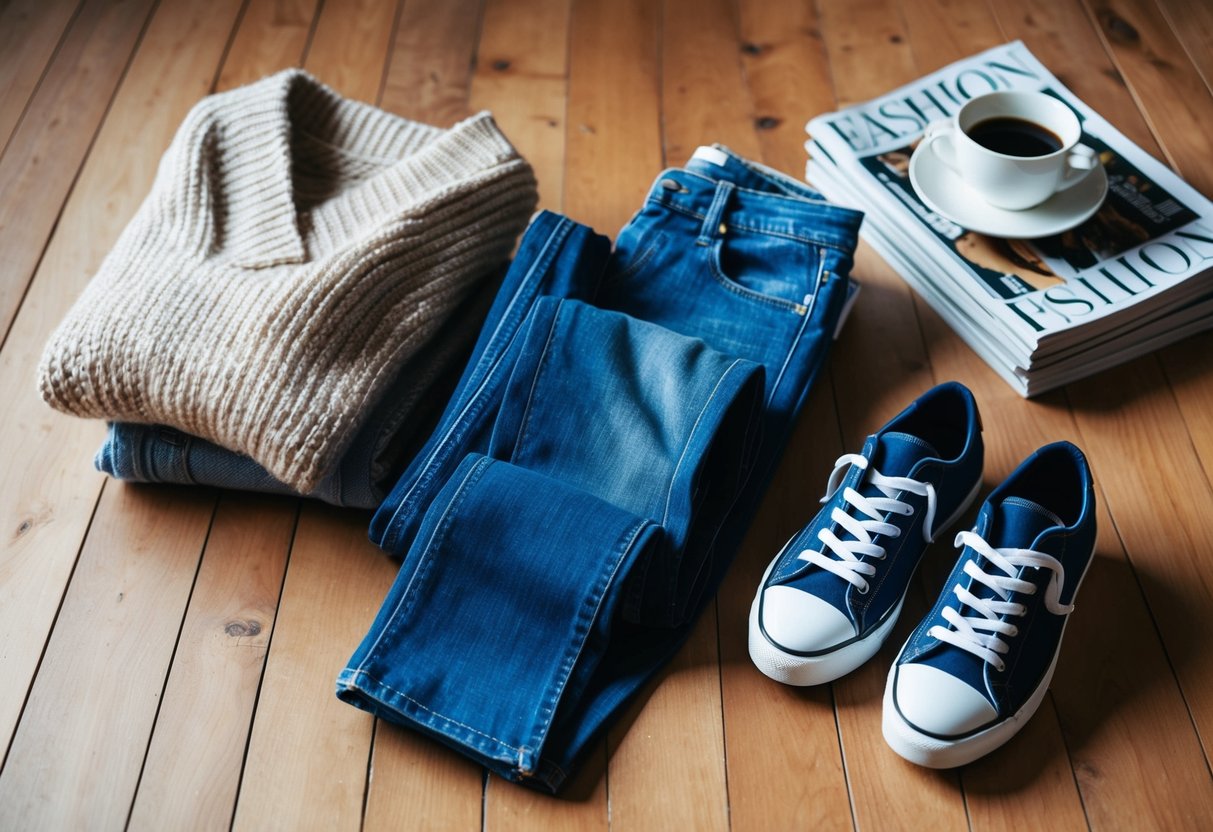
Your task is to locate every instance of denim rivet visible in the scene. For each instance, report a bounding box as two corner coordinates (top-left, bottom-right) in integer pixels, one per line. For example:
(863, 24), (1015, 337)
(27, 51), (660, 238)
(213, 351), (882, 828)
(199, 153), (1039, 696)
(718, 222), (727, 235)
(660, 178), (680, 190)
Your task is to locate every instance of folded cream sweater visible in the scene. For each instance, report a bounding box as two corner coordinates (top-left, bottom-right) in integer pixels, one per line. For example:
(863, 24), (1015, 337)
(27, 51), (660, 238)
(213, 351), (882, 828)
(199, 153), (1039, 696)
(39, 69), (537, 492)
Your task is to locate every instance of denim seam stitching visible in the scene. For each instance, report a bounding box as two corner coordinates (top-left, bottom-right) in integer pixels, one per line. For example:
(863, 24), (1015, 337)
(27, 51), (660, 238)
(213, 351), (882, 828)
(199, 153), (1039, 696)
(529, 518), (654, 760)
(654, 198), (857, 252)
(706, 238), (804, 312)
(612, 231), (662, 281)
(381, 221), (572, 547)
(768, 250), (828, 400)
(352, 455), (493, 677)
(659, 166), (848, 209)
(660, 359), (749, 529)
(344, 668), (525, 756)
(509, 302), (564, 464)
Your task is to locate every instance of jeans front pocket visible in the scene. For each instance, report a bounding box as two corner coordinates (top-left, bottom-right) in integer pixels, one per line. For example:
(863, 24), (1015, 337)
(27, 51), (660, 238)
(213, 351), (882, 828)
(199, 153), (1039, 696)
(706, 228), (825, 314)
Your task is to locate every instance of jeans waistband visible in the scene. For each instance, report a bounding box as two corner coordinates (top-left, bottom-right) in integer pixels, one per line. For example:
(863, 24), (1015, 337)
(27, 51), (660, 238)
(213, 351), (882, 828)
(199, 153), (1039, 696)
(648, 165), (863, 253)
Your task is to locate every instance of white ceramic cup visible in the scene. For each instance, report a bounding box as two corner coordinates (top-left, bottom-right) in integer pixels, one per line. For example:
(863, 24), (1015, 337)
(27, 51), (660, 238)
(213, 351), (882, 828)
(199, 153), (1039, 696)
(923, 91), (1098, 211)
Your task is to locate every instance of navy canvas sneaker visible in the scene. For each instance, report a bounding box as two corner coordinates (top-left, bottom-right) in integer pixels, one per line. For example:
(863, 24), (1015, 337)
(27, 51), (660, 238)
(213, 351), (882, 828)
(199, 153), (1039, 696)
(883, 441), (1096, 768)
(749, 382), (984, 686)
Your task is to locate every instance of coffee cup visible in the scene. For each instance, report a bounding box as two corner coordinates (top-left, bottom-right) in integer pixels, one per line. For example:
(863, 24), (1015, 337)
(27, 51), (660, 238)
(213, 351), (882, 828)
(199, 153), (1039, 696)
(923, 91), (1098, 211)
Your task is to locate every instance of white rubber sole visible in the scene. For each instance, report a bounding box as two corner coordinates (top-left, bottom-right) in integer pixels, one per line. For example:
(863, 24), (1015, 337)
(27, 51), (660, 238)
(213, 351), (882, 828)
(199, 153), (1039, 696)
(881, 646), (1059, 768)
(882, 539), (1095, 768)
(748, 476), (983, 687)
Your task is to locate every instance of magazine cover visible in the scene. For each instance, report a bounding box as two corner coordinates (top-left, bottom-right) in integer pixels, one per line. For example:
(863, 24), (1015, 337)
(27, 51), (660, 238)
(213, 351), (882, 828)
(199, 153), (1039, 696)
(805, 41), (1213, 351)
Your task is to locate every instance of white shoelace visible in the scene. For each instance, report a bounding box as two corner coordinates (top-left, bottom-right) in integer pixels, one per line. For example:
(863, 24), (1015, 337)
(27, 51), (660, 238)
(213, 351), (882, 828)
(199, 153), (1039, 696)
(928, 530), (1074, 671)
(797, 453), (938, 594)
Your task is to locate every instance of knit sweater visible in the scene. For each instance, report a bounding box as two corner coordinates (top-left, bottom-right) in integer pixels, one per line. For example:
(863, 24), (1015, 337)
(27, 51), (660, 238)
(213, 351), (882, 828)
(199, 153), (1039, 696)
(39, 69), (537, 492)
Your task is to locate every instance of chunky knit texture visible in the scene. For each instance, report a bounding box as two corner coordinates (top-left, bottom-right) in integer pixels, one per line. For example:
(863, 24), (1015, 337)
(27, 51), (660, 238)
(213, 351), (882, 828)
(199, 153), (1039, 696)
(39, 69), (538, 492)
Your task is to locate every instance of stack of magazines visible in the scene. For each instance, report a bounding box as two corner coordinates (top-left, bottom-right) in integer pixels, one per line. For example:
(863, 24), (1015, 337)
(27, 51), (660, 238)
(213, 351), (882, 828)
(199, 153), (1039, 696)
(805, 41), (1213, 397)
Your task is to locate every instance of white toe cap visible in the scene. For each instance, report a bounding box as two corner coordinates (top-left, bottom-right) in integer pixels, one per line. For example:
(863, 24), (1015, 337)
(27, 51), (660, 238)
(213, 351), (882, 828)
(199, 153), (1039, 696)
(893, 664), (998, 736)
(759, 586), (856, 652)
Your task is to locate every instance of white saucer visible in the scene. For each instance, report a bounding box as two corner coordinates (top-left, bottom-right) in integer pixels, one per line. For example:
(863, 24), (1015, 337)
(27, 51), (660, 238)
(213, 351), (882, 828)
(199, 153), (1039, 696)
(908, 142), (1108, 238)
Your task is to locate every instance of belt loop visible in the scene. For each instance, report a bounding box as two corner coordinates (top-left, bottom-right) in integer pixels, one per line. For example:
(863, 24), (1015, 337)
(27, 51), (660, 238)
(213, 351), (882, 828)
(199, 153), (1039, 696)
(696, 180), (734, 246)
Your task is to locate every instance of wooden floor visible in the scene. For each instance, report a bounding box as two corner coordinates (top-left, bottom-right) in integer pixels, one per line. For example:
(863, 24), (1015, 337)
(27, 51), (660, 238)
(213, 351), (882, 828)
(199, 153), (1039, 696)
(2, 0), (1213, 828)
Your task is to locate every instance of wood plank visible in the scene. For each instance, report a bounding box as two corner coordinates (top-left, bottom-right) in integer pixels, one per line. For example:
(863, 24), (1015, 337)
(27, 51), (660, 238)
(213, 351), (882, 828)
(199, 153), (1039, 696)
(554, 0), (727, 825)
(813, 1), (973, 829)
(217, 0), (318, 91)
(231, 508), (398, 832)
(126, 494), (296, 832)
(304, 0), (396, 98)
(607, 611), (729, 831)
(1082, 0), (1213, 198)
(364, 724), (484, 831)
(468, 0), (570, 211)
(982, 8), (1213, 826)
(382, 0), (483, 125)
(1155, 0), (1213, 98)
(0, 0), (246, 769)
(0, 484), (217, 829)
(684, 1), (855, 829)
(468, 6), (616, 826)
(562, 0), (662, 236)
(0, 0), (80, 156)
(0, 0), (157, 344)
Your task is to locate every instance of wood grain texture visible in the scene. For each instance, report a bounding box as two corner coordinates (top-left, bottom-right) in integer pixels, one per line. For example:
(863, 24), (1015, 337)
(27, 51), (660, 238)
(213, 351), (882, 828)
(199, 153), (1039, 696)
(0, 0), (80, 156)
(382, 0), (484, 125)
(217, 0), (319, 91)
(563, 4), (663, 815)
(1083, 0), (1213, 198)
(0, 0), (156, 343)
(1156, 0), (1213, 98)
(563, 0), (662, 236)
(231, 508), (398, 832)
(969, 9), (1213, 829)
(126, 495), (296, 832)
(0, 0), (247, 766)
(469, 0), (571, 212)
(125, 1), (362, 825)
(0, 484), (217, 830)
(891, 4), (1091, 829)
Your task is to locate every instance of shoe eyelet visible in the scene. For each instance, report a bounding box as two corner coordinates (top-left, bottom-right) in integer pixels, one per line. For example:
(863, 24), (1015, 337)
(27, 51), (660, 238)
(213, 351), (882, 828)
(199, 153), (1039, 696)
(1008, 626), (1019, 637)
(856, 582), (870, 595)
(996, 661), (1006, 672)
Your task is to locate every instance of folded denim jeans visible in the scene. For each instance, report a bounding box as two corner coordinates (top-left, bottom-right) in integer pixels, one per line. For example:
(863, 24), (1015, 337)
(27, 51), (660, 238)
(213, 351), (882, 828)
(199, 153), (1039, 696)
(340, 147), (863, 790)
(339, 297), (765, 785)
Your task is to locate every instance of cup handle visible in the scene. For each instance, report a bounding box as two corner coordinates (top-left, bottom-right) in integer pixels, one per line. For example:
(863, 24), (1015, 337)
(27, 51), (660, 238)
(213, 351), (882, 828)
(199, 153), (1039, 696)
(1056, 144), (1099, 191)
(922, 121), (961, 175)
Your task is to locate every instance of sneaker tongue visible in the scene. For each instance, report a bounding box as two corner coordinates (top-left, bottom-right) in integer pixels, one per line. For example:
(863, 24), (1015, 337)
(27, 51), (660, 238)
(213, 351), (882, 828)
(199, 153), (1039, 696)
(991, 497), (1064, 549)
(871, 431), (939, 478)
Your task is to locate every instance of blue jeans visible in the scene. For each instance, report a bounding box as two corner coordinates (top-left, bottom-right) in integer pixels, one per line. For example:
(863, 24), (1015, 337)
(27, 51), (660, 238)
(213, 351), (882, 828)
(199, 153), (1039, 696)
(337, 148), (863, 791)
(91, 282), (496, 509)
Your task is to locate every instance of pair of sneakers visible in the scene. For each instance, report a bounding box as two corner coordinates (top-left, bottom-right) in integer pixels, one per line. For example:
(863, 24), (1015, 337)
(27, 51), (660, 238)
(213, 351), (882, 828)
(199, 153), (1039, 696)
(749, 382), (1096, 768)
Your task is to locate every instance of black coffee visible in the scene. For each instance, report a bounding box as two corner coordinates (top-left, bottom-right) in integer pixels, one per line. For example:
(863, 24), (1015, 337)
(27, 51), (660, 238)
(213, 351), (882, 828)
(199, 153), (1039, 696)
(966, 117), (1064, 157)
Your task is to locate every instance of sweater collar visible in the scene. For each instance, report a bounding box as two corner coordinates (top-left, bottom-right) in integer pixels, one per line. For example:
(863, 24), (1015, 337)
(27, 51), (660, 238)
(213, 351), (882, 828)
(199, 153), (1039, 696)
(203, 69), (521, 269)
(214, 70), (311, 269)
